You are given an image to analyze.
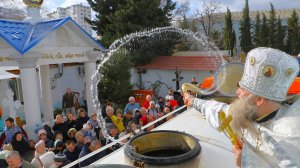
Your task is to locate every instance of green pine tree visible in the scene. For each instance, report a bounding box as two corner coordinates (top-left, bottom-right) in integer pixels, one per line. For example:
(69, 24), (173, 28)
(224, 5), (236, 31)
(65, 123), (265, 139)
(274, 17), (285, 51)
(98, 51), (133, 107)
(268, 3), (277, 48)
(253, 12), (261, 47)
(260, 13), (269, 46)
(286, 10), (300, 55)
(239, 0), (252, 52)
(223, 8), (236, 55)
(86, 0), (177, 105)
(87, 0), (176, 48)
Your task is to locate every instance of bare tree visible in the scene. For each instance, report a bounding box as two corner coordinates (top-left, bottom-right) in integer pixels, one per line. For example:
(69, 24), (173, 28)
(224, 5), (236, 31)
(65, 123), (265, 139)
(195, 0), (221, 37)
(174, 1), (190, 18)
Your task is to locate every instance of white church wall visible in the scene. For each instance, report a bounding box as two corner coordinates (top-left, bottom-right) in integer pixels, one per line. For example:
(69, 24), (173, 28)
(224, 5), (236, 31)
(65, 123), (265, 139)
(50, 65), (86, 110)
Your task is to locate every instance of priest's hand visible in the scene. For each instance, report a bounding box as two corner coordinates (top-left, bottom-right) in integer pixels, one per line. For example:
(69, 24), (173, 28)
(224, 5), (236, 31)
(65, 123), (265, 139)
(233, 139), (243, 168)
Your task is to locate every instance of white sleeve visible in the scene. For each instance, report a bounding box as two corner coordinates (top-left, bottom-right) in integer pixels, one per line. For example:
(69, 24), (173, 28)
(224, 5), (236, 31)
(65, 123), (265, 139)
(192, 98), (230, 130)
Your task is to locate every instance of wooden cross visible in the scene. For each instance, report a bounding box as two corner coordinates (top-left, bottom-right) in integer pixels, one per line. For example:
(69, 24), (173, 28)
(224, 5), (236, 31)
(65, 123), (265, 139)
(218, 111), (238, 147)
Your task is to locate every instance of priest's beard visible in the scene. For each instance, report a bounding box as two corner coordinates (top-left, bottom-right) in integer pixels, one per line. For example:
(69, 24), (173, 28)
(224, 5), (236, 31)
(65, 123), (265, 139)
(229, 94), (259, 139)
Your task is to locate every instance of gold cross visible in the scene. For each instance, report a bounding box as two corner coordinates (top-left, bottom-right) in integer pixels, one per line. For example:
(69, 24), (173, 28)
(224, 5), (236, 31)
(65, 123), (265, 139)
(218, 111), (238, 147)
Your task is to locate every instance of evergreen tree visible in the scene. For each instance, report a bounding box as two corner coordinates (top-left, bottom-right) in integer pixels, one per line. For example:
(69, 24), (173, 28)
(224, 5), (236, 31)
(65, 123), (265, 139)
(286, 10), (300, 55)
(239, 0), (252, 52)
(260, 13), (269, 46)
(268, 3), (277, 48)
(274, 17), (285, 51)
(98, 51), (133, 107)
(87, 0), (176, 48)
(223, 8), (236, 55)
(253, 12), (261, 47)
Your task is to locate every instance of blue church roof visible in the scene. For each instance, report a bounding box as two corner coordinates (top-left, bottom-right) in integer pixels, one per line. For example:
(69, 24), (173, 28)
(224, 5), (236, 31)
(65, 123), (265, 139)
(0, 17), (106, 55)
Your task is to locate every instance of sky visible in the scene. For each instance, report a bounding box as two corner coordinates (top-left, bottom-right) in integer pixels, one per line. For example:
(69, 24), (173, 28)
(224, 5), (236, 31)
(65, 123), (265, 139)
(41, 0), (300, 13)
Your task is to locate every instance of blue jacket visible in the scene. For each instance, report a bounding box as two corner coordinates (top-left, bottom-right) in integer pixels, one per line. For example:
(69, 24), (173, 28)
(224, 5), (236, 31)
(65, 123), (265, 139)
(124, 103), (140, 114)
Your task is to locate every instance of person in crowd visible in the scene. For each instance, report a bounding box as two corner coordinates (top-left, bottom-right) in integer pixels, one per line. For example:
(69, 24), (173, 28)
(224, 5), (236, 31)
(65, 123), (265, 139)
(173, 90), (185, 107)
(156, 110), (166, 126)
(191, 76), (198, 85)
(157, 96), (165, 112)
(27, 140), (35, 151)
(138, 107), (148, 127)
(0, 144), (12, 168)
(75, 108), (90, 131)
(165, 88), (174, 100)
(87, 113), (101, 139)
(79, 140), (107, 167)
(63, 140), (80, 162)
(62, 88), (75, 115)
(123, 97), (140, 114)
(53, 140), (64, 154)
(81, 123), (97, 141)
(31, 140), (48, 168)
(75, 131), (84, 150)
(42, 124), (55, 142)
(146, 113), (155, 132)
(185, 48), (300, 167)
(168, 96), (179, 110)
(52, 115), (69, 141)
(0, 117), (27, 147)
(104, 106), (114, 124)
(11, 132), (32, 161)
(53, 153), (71, 168)
(66, 112), (76, 129)
(111, 109), (125, 133)
(133, 109), (142, 124)
(123, 110), (134, 129)
(147, 101), (159, 119)
(6, 151), (35, 168)
(106, 124), (122, 153)
(126, 121), (142, 136)
(164, 106), (174, 121)
(164, 99), (172, 111)
(67, 128), (77, 142)
(37, 129), (53, 148)
(142, 95), (152, 109)
(32, 151), (55, 168)
(54, 131), (64, 142)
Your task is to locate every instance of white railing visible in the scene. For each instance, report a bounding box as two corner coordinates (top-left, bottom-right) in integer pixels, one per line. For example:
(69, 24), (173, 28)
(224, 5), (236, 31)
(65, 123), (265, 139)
(63, 105), (187, 168)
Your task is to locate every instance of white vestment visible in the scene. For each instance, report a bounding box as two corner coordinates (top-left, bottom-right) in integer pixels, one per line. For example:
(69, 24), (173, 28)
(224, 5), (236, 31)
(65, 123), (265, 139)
(193, 98), (300, 168)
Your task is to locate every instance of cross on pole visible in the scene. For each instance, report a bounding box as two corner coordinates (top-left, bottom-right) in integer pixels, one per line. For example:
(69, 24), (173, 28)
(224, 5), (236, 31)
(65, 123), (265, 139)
(1, 89), (22, 119)
(172, 67), (183, 91)
(218, 111), (238, 147)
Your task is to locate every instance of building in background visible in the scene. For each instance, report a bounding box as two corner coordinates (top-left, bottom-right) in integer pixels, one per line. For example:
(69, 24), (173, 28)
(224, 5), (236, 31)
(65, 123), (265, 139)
(48, 3), (92, 34)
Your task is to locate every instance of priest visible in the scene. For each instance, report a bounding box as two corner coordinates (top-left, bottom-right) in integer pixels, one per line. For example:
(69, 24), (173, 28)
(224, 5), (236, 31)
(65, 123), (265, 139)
(185, 47), (300, 167)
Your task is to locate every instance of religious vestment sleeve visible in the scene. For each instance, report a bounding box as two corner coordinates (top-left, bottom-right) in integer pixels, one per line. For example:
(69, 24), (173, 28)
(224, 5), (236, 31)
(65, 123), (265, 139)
(192, 98), (229, 129)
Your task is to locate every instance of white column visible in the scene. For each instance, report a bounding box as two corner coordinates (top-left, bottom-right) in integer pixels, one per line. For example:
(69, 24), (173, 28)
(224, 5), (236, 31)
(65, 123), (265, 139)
(39, 65), (54, 123)
(17, 57), (41, 140)
(84, 51), (101, 116)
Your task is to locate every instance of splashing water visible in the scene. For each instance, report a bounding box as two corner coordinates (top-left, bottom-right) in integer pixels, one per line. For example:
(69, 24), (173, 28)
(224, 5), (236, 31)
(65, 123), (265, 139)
(91, 26), (228, 140)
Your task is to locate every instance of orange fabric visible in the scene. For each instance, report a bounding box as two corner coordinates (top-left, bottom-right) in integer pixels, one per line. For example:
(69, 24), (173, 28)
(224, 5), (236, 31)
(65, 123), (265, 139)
(288, 77), (300, 94)
(201, 76), (214, 89)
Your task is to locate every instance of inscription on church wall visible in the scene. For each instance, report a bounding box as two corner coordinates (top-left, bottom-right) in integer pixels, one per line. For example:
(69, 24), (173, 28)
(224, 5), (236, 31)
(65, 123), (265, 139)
(0, 57), (15, 62)
(41, 52), (85, 60)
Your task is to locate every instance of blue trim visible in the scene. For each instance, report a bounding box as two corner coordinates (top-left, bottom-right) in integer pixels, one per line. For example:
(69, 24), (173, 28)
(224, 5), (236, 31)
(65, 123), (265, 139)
(0, 19), (32, 54)
(0, 17), (107, 55)
(21, 18), (69, 54)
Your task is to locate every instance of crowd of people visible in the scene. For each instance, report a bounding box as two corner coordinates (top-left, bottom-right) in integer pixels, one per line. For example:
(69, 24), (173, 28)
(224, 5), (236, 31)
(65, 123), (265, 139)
(0, 89), (184, 168)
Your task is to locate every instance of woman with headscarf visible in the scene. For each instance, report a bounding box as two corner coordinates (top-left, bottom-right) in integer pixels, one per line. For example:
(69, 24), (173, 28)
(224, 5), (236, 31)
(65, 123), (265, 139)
(31, 140), (48, 168)
(11, 131), (33, 161)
